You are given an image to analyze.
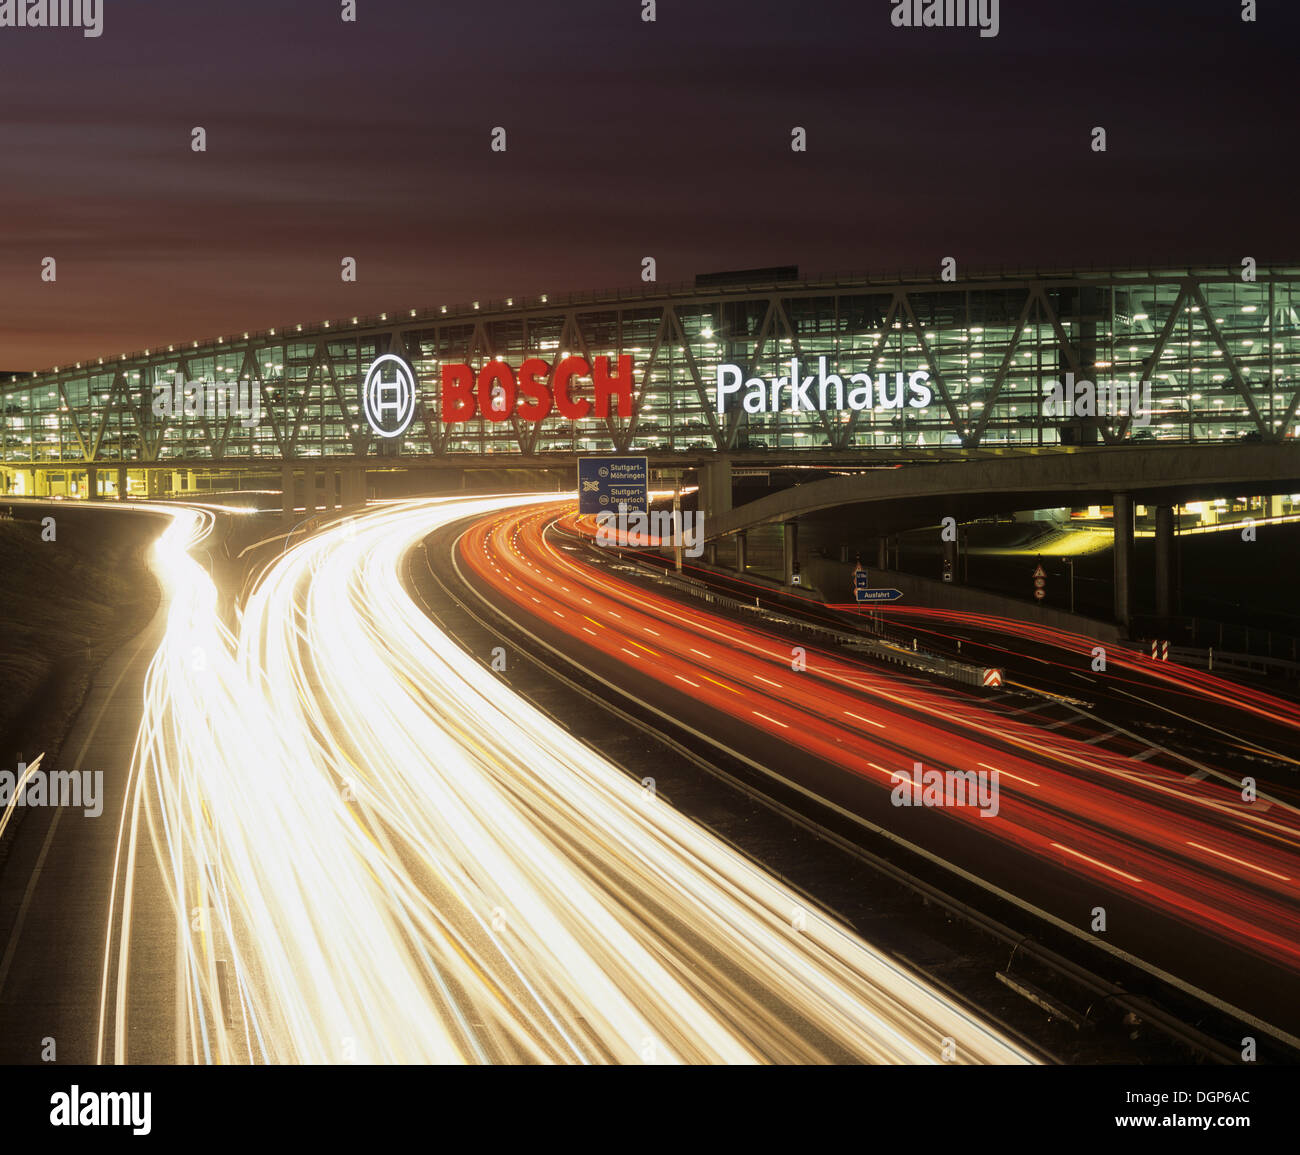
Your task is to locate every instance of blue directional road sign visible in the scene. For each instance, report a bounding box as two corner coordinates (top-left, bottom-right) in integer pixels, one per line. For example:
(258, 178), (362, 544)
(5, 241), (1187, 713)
(578, 455), (648, 515)
(853, 569), (870, 589)
(855, 587), (903, 604)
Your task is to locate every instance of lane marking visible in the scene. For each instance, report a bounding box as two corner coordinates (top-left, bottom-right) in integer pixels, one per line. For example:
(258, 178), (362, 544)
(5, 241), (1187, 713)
(1186, 841), (1290, 882)
(843, 710), (885, 729)
(752, 711), (789, 729)
(1050, 842), (1143, 884)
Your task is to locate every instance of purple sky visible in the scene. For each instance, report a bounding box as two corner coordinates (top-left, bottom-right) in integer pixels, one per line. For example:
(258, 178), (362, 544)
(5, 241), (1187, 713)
(1, 0), (1296, 369)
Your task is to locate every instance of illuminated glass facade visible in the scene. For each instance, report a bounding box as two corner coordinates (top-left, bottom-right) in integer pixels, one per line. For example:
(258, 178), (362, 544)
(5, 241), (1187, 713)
(5, 265), (1299, 464)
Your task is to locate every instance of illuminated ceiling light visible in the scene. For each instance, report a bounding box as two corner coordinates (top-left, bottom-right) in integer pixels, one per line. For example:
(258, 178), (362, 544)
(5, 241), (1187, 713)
(1133, 313), (1148, 321)
(1243, 305), (1258, 313)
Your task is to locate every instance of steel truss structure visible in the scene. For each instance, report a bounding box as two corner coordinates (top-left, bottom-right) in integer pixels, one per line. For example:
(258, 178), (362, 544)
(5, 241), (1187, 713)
(5, 264), (1299, 465)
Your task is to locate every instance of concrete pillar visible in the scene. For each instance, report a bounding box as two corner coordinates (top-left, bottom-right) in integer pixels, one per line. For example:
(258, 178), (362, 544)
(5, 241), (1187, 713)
(187, 470), (197, 495)
(87, 466), (100, 500)
(783, 520), (799, 586)
(877, 537), (887, 570)
(303, 464), (318, 514)
(281, 464), (296, 522)
(699, 457), (733, 523)
(1154, 504), (1175, 619)
(116, 464), (128, 500)
(736, 530), (748, 574)
(1271, 494), (1284, 519)
(705, 541), (717, 565)
(1113, 492), (1134, 630)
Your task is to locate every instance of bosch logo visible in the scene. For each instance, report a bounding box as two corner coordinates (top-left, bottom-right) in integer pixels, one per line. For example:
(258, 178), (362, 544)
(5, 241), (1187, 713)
(362, 354), (416, 438)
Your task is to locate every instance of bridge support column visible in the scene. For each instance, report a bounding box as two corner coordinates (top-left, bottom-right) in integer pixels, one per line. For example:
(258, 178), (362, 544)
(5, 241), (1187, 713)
(116, 464), (128, 500)
(698, 457), (732, 524)
(1154, 504), (1175, 620)
(87, 466), (100, 500)
(303, 464), (318, 514)
(1113, 492), (1134, 630)
(735, 530), (748, 574)
(145, 470), (159, 498)
(281, 464), (296, 523)
(783, 520), (799, 587)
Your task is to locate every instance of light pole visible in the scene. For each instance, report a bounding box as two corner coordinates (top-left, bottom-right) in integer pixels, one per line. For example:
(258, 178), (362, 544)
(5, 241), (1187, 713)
(1061, 556), (1075, 614)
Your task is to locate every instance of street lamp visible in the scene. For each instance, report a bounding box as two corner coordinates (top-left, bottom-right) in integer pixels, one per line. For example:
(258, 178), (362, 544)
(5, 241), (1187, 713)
(1061, 556), (1075, 614)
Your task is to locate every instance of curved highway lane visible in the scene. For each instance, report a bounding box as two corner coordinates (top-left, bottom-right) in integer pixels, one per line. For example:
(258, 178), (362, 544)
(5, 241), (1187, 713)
(99, 496), (1034, 1065)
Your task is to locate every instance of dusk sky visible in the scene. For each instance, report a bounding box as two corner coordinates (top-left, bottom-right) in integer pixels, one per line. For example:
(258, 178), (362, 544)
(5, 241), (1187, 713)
(1, 0), (1297, 369)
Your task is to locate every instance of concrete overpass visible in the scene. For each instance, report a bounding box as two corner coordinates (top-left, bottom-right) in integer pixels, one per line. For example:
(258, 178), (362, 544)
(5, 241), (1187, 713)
(698, 444), (1300, 629)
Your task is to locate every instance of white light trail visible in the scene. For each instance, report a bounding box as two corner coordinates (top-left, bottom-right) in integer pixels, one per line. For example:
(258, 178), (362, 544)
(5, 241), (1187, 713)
(103, 497), (1035, 1065)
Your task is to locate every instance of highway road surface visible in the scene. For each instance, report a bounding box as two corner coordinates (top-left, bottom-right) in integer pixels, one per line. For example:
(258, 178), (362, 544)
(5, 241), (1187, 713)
(452, 502), (1300, 1039)
(1, 495), (1031, 1064)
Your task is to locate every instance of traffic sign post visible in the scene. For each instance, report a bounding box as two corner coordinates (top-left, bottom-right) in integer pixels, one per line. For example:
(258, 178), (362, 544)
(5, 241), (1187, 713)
(855, 587), (903, 604)
(1032, 561), (1046, 603)
(578, 456), (648, 515)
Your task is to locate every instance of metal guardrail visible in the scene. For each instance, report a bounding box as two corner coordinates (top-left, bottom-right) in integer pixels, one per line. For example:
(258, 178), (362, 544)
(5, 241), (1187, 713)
(645, 567), (994, 687)
(1166, 645), (1300, 679)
